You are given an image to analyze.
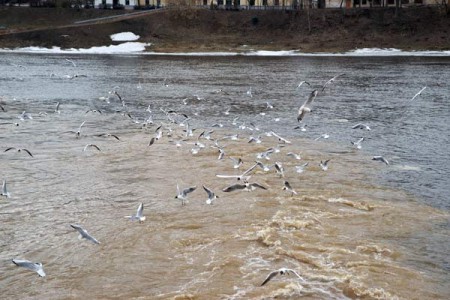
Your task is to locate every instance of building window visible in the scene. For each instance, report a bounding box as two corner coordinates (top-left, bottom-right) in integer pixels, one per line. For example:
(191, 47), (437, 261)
(263, 0), (267, 4)
(353, 0), (367, 5)
(125, 0), (129, 4)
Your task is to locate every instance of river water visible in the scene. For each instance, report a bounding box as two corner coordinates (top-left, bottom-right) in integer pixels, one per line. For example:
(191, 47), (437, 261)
(0, 53), (449, 299)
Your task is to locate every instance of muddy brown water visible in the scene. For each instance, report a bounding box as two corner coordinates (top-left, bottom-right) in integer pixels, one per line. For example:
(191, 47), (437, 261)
(0, 53), (449, 299)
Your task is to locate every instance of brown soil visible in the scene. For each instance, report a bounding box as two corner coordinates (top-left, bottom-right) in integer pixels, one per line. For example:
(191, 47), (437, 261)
(0, 6), (449, 52)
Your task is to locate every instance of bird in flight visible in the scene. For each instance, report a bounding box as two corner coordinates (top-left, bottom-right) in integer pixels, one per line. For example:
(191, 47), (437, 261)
(260, 268), (303, 286)
(203, 185), (219, 205)
(297, 90), (318, 122)
(321, 73), (345, 92)
(175, 184), (197, 206)
(125, 203), (146, 222)
(12, 259), (46, 277)
(4, 147), (33, 157)
(70, 224), (100, 244)
(372, 156), (389, 165)
(409, 86), (427, 102)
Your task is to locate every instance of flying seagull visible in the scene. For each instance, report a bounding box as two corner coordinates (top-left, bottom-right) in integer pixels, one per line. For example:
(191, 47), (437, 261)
(12, 259), (46, 277)
(125, 203), (146, 222)
(321, 73), (345, 92)
(260, 268), (303, 286)
(410, 86), (427, 102)
(203, 185), (219, 205)
(4, 147), (33, 157)
(83, 144), (101, 152)
(287, 152), (301, 160)
(70, 224), (100, 244)
(274, 162), (285, 178)
(296, 80), (311, 90)
(351, 137), (364, 149)
(320, 159), (330, 171)
(295, 162), (309, 174)
(283, 181), (298, 196)
(55, 102), (61, 114)
(95, 133), (120, 141)
(175, 184), (197, 206)
(65, 58), (77, 67)
(372, 156), (389, 165)
(270, 131), (291, 144)
(76, 121), (86, 138)
(297, 90), (318, 122)
(222, 180), (267, 192)
(255, 161), (272, 172)
(352, 123), (371, 131)
(229, 157), (243, 169)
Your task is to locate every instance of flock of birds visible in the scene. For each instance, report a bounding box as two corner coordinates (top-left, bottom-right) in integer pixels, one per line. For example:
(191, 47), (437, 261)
(0, 63), (428, 291)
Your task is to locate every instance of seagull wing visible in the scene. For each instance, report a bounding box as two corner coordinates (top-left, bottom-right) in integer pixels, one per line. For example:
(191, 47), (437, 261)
(182, 186), (197, 197)
(242, 162), (259, 176)
(250, 182), (267, 190)
(23, 149), (33, 157)
(261, 270), (279, 286)
(136, 203), (144, 218)
(216, 174), (241, 179)
(78, 121), (86, 131)
(4, 147), (16, 153)
(222, 184), (246, 192)
(203, 185), (215, 199)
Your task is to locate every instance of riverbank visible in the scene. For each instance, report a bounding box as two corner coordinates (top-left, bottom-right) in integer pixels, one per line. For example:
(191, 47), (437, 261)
(0, 6), (449, 52)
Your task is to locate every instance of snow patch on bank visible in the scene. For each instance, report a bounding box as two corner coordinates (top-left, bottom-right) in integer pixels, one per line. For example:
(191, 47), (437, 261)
(110, 32), (140, 42)
(0, 46), (449, 57)
(0, 42), (150, 54)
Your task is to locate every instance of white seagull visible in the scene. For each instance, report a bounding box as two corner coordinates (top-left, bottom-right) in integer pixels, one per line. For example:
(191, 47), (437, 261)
(12, 259), (46, 277)
(297, 90), (318, 122)
(296, 80), (311, 90)
(203, 185), (219, 205)
(70, 224), (100, 244)
(283, 181), (298, 196)
(410, 86), (427, 102)
(229, 157), (243, 169)
(352, 123), (371, 131)
(274, 162), (285, 178)
(125, 203), (146, 222)
(4, 147), (33, 157)
(320, 159), (331, 171)
(270, 131), (291, 144)
(222, 180), (267, 192)
(351, 137), (364, 149)
(372, 156), (389, 165)
(295, 162), (309, 174)
(260, 268), (303, 286)
(175, 184), (197, 206)
(287, 152), (301, 160)
(321, 73), (345, 92)
(83, 144), (101, 152)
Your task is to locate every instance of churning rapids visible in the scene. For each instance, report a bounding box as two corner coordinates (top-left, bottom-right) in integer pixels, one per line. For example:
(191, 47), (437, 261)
(0, 53), (449, 299)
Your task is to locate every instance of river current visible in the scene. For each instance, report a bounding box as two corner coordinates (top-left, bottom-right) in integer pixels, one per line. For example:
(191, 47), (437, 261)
(0, 53), (449, 299)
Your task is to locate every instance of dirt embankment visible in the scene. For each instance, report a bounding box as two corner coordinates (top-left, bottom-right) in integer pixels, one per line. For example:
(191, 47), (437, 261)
(0, 6), (449, 52)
